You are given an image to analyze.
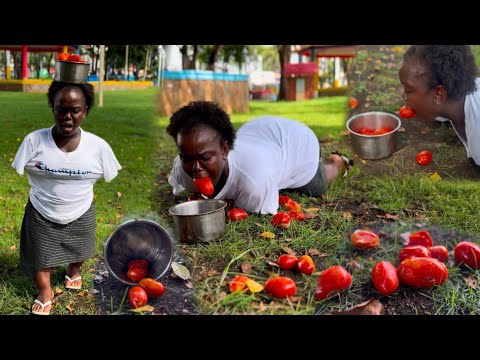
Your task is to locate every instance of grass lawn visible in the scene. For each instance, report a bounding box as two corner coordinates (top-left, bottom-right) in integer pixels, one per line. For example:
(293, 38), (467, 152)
(1, 85), (479, 315)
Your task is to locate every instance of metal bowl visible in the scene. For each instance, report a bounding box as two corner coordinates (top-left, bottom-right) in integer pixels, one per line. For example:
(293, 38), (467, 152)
(104, 219), (174, 285)
(54, 60), (90, 84)
(346, 111), (401, 159)
(169, 199), (227, 244)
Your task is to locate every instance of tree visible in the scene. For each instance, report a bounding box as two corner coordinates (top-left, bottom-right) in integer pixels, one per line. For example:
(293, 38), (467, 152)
(180, 45), (199, 70)
(277, 45), (292, 101)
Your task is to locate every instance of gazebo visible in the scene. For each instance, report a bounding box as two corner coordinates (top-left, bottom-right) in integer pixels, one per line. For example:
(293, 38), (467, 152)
(0, 45), (76, 79)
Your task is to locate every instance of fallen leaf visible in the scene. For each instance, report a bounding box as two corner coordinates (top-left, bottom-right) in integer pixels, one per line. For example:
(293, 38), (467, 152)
(289, 296), (302, 303)
(185, 280), (193, 288)
(117, 192), (122, 198)
(245, 279), (264, 293)
(66, 304), (75, 313)
(129, 305), (155, 313)
(55, 287), (63, 295)
(9, 245), (16, 251)
(219, 291), (227, 301)
(303, 207), (320, 219)
(398, 126), (406, 133)
(430, 172), (442, 182)
(78, 291), (85, 297)
(257, 301), (268, 311)
(327, 299), (384, 315)
(240, 262), (252, 274)
(349, 259), (363, 272)
(254, 222), (264, 228)
(115, 213), (122, 218)
(343, 211), (352, 219)
(171, 262), (191, 280)
(340, 130), (350, 136)
(87, 293), (95, 300)
(282, 247), (297, 256)
(464, 275), (477, 289)
(385, 213), (400, 220)
(307, 249), (321, 256)
(260, 231), (275, 239)
(267, 260), (279, 267)
(361, 159), (368, 165)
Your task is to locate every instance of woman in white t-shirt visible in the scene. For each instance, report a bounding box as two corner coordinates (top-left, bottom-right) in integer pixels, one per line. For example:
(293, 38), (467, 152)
(167, 101), (352, 215)
(399, 45), (480, 166)
(12, 81), (121, 315)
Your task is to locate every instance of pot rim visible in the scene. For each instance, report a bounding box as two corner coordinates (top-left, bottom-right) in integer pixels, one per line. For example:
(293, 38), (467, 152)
(168, 199), (227, 217)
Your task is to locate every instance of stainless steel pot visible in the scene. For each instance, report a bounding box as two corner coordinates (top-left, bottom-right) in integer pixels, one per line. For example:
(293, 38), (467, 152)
(54, 60), (90, 84)
(104, 219), (174, 285)
(169, 199), (227, 244)
(346, 112), (401, 160)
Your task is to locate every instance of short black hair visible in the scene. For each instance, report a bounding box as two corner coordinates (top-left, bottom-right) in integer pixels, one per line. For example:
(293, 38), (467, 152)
(403, 45), (478, 100)
(166, 101), (236, 149)
(47, 81), (95, 113)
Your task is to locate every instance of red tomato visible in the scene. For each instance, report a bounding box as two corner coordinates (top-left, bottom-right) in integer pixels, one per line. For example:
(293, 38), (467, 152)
(371, 261), (399, 295)
(399, 245), (431, 262)
(193, 177), (214, 197)
(127, 266), (148, 282)
(228, 208), (248, 221)
(416, 150), (432, 166)
(399, 106), (416, 119)
(128, 286), (148, 308)
(57, 53), (69, 61)
(128, 259), (149, 270)
(358, 128), (375, 135)
(348, 97), (358, 109)
(229, 275), (249, 293)
(67, 54), (81, 62)
(314, 266), (352, 300)
(398, 257), (448, 288)
(429, 245), (449, 263)
(297, 255), (315, 275)
(271, 212), (291, 229)
(350, 229), (380, 249)
(284, 199), (302, 213)
(408, 230), (433, 247)
(289, 211), (305, 221)
(139, 278), (165, 299)
(278, 195), (292, 205)
(277, 254), (298, 270)
(373, 127), (394, 135)
(454, 241), (480, 269)
(264, 277), (296, 298)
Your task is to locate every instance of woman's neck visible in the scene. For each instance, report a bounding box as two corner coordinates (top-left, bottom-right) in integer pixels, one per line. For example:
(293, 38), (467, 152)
(442, 98), (467, 140)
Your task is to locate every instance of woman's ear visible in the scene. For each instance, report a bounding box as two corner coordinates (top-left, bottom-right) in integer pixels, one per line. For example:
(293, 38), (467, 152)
(433, 85), (447, 104)
(223, 141), (230, 160)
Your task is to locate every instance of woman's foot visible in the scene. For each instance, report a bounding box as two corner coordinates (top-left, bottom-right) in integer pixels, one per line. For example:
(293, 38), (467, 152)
(325, 153), (354, 182)
(31, 289), (54, 315)
(65, 263), (83, 290)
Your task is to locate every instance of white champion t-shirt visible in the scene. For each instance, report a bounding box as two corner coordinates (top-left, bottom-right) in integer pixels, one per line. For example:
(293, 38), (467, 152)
(436, 77), (480, 165)
(168, 116), (320, 214)
(12, 126), (122, 224)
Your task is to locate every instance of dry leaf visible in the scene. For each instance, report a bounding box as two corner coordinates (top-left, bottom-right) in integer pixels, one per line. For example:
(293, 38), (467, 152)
(171, 262), (191, 280)
(185, 280), (193, 288)
(219, 291), (227, 301)
(260, 231), (275, 239)
(254, 222), (264, 228)
(307, 249), (321, 256)
(385, 213), (400, 220)
(77, 291), (85, 297)
(327, 299), (384, 315)
(349, 259), (363, 272)
(430, 172), (442, 182)
(9, 245), (16, 251)
(340, 130), (350, 136)
(117, 192), (122, 198)
(400, 231), (411, 245)
(267, 260), (279, 267)
(398, 126), (406, 133)
(303, 207), (320, 219)
(115, 213), (122, 218)
(129, 305), (155, 313)
(282, 247), (297, 256)
(87, 293), (95, 300)
(55, 287), (63, 295)
(361, 159), (368, 165)
(240, 262), (252, 274)
(65, 304), (75, 313)
(464, 275), (477, 289)
(257, 301), (268, 311)
(343, 211), (352, 219)
(245, 279), (264, 293)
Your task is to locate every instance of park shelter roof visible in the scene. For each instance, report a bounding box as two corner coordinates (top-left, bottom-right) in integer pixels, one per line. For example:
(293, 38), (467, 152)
(297, 45), (358, 59)
(0, 45), (76, 52)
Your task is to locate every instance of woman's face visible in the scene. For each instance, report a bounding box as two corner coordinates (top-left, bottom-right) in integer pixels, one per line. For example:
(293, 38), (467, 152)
(399, 57), (439, 121)
(53, 88), (87, 137)
(176, 124), (229, 185)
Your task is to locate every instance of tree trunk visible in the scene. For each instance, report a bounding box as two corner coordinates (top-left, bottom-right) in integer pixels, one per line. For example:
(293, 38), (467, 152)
(180, 45), (198, 70)
(206, 45), (224, 71)
(143, 47), (150, 81)
(277, 45), (292, 101)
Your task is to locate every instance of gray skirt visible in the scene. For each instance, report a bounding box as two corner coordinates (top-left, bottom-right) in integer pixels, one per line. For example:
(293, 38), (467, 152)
(20, 200), (96, 278)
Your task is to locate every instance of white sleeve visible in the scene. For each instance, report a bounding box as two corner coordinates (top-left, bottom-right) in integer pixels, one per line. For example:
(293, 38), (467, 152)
(101, 141), (122, 182)
(11, 136), (33, 175)
(237, 177), (279, 214)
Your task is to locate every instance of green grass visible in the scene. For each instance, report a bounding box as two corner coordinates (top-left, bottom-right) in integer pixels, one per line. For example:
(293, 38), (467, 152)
(2, 89), (480, 315)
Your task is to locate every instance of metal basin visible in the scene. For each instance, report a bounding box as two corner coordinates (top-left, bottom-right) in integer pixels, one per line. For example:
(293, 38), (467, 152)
(169, 199), (227, 244)
(346, 111), (401, 160)
(104, 219), (174, 285)
(54, 60), (90, 84)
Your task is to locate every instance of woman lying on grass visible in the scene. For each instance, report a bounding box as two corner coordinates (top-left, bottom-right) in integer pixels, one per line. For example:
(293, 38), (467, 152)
(166, 101), (353, 214)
